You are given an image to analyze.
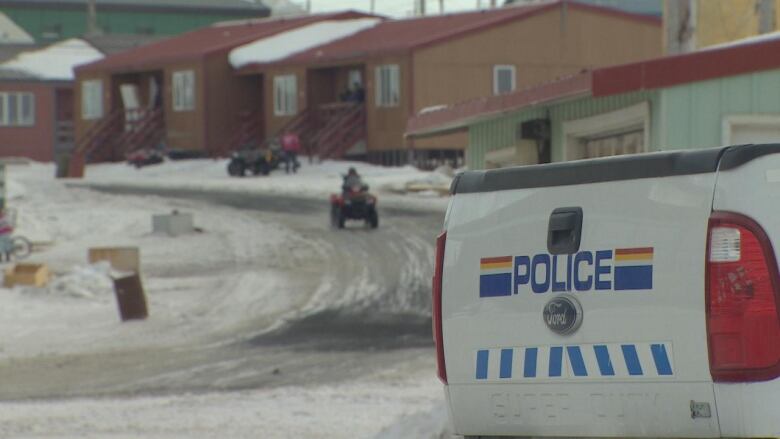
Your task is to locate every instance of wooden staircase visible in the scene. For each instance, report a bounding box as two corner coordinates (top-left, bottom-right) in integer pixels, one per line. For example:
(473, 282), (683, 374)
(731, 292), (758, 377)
(66, 108), (165, 177)
(218, 110), (263, 157)
(313, 103), (366, 159)
(275, 102), (365, 160)
(117, 108), (165, 157)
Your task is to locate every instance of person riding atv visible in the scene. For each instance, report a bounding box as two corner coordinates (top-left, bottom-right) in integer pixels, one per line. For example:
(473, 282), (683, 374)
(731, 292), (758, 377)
(330, 168), (378, 229)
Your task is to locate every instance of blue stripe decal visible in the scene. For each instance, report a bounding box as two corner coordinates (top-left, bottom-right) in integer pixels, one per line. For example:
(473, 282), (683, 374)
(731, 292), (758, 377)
(651, 344), (673, 376)
(549, 346), (563, 377)
(622, 344), (644, 375)
(594, 345), (615, 376)
(614, 265), (653, 290)
(500, 349), (513, 379)
(476, 350), (489, 380)
(524, 348), (538, 378)
(479, 273), (512, 297)
(566, 346), (588, 377)
(567, 346), (588, 376)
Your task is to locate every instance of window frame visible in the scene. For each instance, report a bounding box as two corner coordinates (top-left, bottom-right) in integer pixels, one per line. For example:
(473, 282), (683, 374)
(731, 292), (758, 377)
(273, 74), (298, 117)
(375, 64), (400, 108)
(493, 64), (517, 96)
(81, 79), (103, 120)
(172, 70), (196, 112)
(0, 92), (35, 127)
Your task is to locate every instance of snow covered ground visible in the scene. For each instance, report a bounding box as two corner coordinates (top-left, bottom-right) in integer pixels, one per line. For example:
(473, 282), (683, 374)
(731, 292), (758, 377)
(0, 160), (454, 438)
(0, 360), (450, 439)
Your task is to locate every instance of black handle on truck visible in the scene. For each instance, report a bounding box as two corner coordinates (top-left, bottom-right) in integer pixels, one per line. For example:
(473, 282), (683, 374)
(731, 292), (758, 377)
(547, 207), (583, 255)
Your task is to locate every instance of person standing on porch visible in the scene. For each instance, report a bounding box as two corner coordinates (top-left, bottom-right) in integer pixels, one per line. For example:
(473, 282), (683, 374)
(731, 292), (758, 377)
(281, 131), (302, 174)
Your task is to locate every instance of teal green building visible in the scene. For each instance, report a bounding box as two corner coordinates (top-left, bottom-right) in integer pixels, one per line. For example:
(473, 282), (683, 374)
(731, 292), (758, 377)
(0, 0), (272, 42)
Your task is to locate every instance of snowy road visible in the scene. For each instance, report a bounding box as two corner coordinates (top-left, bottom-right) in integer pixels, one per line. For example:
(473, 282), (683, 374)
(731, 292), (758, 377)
(1, 183), (443, 401)
(0, 162), (455, 437)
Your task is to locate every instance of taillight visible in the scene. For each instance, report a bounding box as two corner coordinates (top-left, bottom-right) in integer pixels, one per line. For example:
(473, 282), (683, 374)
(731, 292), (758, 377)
(707, 211), (780, 382)
(433, 231), (447, 384)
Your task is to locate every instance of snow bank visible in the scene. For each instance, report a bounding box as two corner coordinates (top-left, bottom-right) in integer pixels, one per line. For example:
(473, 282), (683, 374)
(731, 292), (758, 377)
(78, 158), (451, 212)
(229, 18), (381, 68)
(41, 262), (114, 300)
(0, 38), (104, 81)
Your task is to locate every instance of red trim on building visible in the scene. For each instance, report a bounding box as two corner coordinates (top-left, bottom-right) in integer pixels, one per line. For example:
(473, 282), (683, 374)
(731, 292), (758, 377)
(406, 71), (592, 137)
(593, 37), (780, 97)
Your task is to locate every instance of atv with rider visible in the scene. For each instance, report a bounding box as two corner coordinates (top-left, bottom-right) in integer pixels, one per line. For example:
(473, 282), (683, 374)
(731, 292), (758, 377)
(330, 168), (378, 229)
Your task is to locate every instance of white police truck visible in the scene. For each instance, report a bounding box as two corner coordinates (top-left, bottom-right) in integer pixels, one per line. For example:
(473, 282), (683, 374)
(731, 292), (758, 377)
(433, 144), (780, 438)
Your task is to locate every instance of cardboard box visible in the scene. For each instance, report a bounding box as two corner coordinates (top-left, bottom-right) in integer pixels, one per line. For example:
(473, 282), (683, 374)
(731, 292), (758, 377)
(88, 247), (140, 273)
(4, 263), (50, 287)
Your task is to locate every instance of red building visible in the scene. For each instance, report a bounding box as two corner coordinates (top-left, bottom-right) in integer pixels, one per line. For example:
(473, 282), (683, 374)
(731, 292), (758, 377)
(0, 38), (103, 162)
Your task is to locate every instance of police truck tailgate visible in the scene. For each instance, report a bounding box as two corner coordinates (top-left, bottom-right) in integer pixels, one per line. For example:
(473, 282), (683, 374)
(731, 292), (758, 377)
(434, 144), (780, 438)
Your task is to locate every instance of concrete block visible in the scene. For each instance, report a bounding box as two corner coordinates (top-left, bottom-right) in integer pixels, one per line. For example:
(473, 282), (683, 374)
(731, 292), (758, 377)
(88, 247), (140, 273)
(152, 211), (194, 237)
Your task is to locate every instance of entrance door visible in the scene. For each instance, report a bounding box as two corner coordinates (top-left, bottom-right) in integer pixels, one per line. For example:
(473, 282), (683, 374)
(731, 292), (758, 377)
(54, 88), (74, 154)
(348, 69), (363, 88)
(120, 84), (141, 131)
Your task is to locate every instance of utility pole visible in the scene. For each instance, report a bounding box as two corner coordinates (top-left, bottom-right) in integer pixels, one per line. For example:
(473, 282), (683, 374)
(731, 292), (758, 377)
(370, 0), (375, 13)
(306, 0), (311, 12)
(490, 0), (497, 7)
(86, 0), (99, 36)
(758, 0), (776, 34)
(439, 0), (444, 13)
(420, 0), (426, 15)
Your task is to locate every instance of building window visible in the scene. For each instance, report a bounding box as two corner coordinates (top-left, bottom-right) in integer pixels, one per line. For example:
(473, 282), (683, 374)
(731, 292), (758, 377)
(375, 64), (400, 108)
(582, 129), (644, 158)
(493, 65), (516, 95)
(172, 70), (195, 112)
(273, 75), (297, 116)
(0, 92), (35, 126)
(562, 102), (650, 161)
(81, 79), (103, 120)
(41, 24), (62, 40)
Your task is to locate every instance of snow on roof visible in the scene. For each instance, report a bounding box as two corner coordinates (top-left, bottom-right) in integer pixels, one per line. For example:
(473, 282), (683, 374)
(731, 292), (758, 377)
(0, 38), (104, 81)
(229, 18), (381, 68)
(703, 30), (780, 51)
(0, 12), (34, 44)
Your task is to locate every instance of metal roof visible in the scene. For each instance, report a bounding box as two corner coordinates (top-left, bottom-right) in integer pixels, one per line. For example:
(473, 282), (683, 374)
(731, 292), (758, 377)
(76, 11), (374, 74)
(238, 1), (660, 71)
(406, 72), (592, 138)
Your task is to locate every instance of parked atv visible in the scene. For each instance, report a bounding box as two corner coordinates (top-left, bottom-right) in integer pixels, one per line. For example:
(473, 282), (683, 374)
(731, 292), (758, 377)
(227, 147), (281, 177)
(126, 148), (165, 168)
(330, 183), (379, 229)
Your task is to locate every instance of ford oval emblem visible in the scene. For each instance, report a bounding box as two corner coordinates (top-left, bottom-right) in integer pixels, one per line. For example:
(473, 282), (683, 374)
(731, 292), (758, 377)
(543, 295), (583, 335)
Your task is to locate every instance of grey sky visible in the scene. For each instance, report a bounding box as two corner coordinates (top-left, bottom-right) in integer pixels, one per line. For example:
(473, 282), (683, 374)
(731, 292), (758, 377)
(291, 0), (489, 17)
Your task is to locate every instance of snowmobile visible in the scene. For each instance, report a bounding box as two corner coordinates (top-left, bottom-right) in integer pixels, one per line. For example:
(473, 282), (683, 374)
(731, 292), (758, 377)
(330, 183), (379, 229)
